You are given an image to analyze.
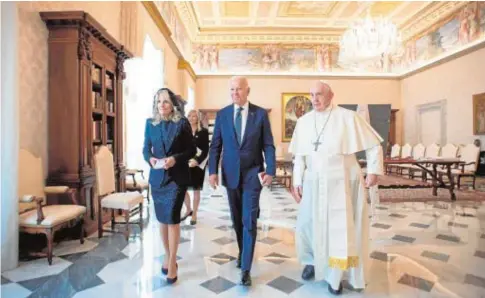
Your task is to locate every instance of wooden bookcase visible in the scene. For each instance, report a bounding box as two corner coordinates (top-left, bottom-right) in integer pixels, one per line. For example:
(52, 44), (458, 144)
(41, 11), (132, 236)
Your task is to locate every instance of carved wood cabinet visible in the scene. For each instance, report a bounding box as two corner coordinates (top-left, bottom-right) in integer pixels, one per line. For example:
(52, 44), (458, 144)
(41, 11), (132, 235)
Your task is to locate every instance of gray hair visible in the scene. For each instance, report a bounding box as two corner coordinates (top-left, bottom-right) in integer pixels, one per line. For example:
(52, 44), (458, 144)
(229, 76), (249, 88)
(152, 89), (182, 125)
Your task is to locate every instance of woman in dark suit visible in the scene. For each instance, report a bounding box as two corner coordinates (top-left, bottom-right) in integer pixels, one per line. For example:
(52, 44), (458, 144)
(143, 88), (195, 284)
(181, 109), (209, 225)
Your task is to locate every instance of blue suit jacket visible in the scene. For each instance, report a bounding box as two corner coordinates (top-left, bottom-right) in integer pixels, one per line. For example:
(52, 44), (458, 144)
(208, 103), (276, 189)
(143, 118), (196, 189)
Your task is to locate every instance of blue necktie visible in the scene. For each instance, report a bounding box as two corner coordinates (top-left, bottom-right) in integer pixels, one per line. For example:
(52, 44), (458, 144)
(235, 107), (243, 144)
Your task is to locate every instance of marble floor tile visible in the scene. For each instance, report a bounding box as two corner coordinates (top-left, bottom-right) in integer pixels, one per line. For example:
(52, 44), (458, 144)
(409, 222), (430, 229)
(52, 239), (98, 257)
(420, 250), (450, 262)
(2, 257), (72, 282)
(209, 253), (237, 265)
(397, 273), (434, 292)
(474, 250), (485, 259)
(392, 235), (416, 243)
(464, 274), (485, 289)
(3, 183), (485, 298)
(200, 276), (236, 294)
(258, 237), (280, 245)
(263, 252), (290, 265)
(0, 283), (31, 298)
(372, 223), (392, 229)
(266, 275), (303, 294)
(370, 251), (396, 263)
(436, 234), (461, 243)
(212, 236), (236, 246)
(1, 277), (11, 285)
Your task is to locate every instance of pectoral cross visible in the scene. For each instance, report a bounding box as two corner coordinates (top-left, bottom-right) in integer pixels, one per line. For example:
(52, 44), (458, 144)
(313, 139), (322, 151)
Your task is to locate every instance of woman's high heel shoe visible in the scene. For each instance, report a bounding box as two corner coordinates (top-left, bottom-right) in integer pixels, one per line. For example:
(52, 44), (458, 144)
(161, 262), (177, 275)
(180, 211), (193, 221)
(166, 275), (178, 284)
(166, 263), (178, 284)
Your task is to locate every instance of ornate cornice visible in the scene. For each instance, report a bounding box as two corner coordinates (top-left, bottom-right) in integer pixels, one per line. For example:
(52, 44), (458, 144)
(195, 34), (341, 44)
(173, 1), (199, 39)
(172, 1), (471, 45)
(401, 1), (468, 41)
(143, 2), (197, 80)
(142, 2), (172, 42)
(178, 59), (197, 82)
(142, 1), (181, 58)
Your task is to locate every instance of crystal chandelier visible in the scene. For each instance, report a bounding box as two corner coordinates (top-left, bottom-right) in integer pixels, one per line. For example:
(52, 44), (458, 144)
(338, 12), (401, 66)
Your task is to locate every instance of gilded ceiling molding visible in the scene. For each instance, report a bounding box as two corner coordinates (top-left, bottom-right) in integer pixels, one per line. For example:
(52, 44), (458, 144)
(143, 1), (196, 80)
(178, 59), (197, 81)
(215, 43), (335, 50)
(401, 1), (469, 41)
(195, 35), (341, 44)
(173, 1), (199, 40)
(142, 2), (174, 46)
(170, 1), (471, 46)
(196, 73), (400, 80)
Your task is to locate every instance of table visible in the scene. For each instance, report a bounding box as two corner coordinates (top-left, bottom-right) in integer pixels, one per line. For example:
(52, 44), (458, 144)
(272, 158), (293, 190)
(361, 158), (465, 201)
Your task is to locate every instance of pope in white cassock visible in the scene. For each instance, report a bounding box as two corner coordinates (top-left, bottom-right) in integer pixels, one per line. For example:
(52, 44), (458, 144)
(289, 81), (384, 295)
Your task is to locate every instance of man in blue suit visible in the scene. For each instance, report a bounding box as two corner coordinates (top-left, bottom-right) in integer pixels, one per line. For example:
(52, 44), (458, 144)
(209, 76), (276, 286)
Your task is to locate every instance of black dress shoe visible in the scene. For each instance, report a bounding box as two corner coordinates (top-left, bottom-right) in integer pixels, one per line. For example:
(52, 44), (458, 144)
(301, 265), (315, 280)
(328, 283), (343, 295)
(241, 270), (251, 286)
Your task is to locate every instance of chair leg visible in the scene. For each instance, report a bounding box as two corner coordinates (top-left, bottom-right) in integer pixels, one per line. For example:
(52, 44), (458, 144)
(111, 209), (115, 231)
(457, 176), (461, 189)
(139, 203), (143, 233)
(46, 229), (53, 265)
(80, 219), (85, 244)
(125, 209), (130, 241)
(147, 187), (150, 203)
(98, 208), (103, 239)
(472, 176), (476, 190)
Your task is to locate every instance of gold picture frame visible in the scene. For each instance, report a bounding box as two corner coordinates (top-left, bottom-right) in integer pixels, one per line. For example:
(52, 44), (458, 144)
(281, 93), (313, 142)
(473, 92), (485, 135)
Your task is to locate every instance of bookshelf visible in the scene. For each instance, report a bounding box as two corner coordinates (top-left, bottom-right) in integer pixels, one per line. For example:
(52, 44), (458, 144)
(41, 11), (132, 236)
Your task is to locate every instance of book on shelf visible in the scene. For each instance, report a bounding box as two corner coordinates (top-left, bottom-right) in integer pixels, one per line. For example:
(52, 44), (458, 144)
(107, 101), (114, 113)
(91, 91), (102, 109)
(105, 74), (113, 90)
(92, 121), (102, 141)
(91, 66), (101, 85)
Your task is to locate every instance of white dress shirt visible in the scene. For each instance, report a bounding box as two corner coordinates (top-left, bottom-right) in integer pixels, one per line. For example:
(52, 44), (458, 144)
(233, 101), (249, 140)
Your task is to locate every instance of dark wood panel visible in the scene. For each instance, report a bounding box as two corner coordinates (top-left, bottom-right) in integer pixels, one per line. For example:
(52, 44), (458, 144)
(42, 11), (132, 237)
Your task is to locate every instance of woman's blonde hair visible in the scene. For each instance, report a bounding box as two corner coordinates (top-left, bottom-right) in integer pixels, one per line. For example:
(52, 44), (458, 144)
(152, 88), (182, 125)
(187, 109), (202, 131)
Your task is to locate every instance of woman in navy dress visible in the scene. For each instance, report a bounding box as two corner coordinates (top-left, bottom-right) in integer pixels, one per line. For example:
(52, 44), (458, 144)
(143, 88), (195, 284)
(181, 109), (209, 225)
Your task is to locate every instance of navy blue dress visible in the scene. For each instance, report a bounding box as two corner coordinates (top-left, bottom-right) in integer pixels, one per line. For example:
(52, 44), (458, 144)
(143, 118), (196, 224)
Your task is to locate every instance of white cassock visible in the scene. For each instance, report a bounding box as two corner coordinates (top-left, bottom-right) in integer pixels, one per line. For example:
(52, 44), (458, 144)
(289, 103), (384, 290)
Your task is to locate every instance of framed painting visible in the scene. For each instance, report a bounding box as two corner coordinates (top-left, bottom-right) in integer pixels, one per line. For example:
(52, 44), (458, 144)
(281, 93), (313, 142)
(473, 92), (485, 135)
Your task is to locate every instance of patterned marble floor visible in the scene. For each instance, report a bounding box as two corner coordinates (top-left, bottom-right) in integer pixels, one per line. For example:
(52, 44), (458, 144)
(2, 183), (485, 298)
